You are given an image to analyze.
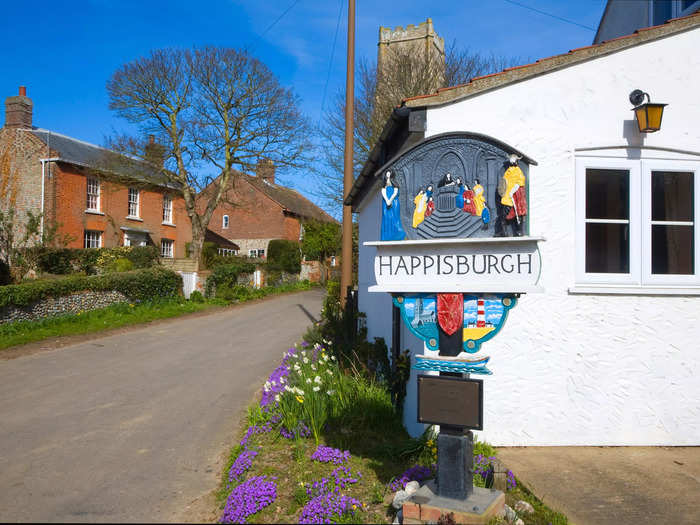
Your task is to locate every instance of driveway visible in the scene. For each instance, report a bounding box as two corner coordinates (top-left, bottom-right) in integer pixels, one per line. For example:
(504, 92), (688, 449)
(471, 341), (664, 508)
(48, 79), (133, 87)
(0, 288), (324, 523)
(497, 446), (700, 525)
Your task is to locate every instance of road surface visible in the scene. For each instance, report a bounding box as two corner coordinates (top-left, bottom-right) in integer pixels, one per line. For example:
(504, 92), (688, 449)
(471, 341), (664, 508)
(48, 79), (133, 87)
(0, 288), (324, 522)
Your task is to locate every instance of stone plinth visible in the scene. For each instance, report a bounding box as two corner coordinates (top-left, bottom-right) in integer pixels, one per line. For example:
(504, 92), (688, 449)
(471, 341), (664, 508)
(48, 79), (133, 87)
(402, 481), (504, 525)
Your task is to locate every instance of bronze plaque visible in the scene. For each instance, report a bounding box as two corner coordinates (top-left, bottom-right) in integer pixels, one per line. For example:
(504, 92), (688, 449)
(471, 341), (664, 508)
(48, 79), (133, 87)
(417, 375), (483, 429)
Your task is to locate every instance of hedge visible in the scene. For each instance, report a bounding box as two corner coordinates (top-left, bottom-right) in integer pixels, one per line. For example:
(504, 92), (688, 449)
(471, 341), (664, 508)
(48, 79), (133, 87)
(30, 246), (159, 275)
(0, 267), (183, 308)
(205, 258), (258, 297)
(267, 239), (301, 274)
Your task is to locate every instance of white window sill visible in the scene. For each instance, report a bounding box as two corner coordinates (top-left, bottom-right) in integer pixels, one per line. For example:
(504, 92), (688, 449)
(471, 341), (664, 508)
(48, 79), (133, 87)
(569, 285), (700, 296)
(126, 216), (143, 222)
(85, 209), (104, 215)
(162, 222), (176, 227)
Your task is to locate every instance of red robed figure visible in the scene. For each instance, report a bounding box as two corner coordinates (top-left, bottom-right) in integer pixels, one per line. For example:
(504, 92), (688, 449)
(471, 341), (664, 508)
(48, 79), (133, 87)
(437, 293), (463, 336)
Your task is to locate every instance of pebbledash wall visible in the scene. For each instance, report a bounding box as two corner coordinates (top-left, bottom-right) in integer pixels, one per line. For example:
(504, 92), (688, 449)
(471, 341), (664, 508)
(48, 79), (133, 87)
(358, 26), (700, 445)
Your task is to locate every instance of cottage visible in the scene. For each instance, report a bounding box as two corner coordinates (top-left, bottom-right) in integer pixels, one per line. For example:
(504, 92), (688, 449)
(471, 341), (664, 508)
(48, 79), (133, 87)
(347, 13), (700, 446)
(203, 160), (337, 258)
(0, 87), (191, 258)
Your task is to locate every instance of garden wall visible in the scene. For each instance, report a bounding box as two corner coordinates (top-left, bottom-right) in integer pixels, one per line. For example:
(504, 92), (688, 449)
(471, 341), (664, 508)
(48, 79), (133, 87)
(0, 290), (128, 324)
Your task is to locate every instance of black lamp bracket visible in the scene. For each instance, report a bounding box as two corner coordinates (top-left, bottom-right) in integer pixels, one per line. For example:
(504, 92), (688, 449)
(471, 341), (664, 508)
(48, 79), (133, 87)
(629, 89), (650, 107)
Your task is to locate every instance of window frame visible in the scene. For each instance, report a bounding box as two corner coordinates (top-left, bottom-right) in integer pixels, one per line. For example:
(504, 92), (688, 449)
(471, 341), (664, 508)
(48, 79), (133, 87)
(162, 194), (173, 224)
(222, 215), (229, 229)
(160, 238), (174, 258)
(641, 160), (700, 286)
(576, 156), (700, 291)
(575, 157), (641, 286)
(127, 188), (140, 218)
(84, 230), (102, 249)
(86, 177), (100, 212)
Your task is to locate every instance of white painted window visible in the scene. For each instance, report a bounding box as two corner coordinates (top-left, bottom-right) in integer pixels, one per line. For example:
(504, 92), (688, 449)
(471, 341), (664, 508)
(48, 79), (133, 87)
(84, 230), (102, 249)
(163, 195), (173, 223)
(161, 239), (174, 258)
(258, 249), (265, 259)
(649, 0), (700, 25)
(331, 256), (337, 267)
(128, 188), (140, 217)
(86, 177), (100, 211)
(223, 215), (229, 229)
(575, 157), (700, 291)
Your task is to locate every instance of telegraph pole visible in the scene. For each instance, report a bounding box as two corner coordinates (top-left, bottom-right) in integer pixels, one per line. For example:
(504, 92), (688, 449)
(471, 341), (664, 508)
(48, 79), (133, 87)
(340, 0), (355, 307)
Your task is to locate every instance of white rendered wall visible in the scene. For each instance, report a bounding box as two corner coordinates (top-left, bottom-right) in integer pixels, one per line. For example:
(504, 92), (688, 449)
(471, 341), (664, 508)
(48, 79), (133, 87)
(358, 28), (700, 445)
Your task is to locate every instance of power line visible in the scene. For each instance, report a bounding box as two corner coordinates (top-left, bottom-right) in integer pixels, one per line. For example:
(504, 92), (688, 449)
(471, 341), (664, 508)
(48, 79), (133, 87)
(502, 0), (596, 31)
(260, 0), (302, 38)
(319, 0), (345, 123)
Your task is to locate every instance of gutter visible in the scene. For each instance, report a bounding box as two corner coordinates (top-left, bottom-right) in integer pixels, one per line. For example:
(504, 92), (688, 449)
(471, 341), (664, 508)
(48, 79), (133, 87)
(39, 157), (60, 238)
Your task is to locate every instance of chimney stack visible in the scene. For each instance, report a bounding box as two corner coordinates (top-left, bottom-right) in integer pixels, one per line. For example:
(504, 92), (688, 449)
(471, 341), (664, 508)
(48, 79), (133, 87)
(256, 158), (275, 184)
(4, 86), (33, 129)
(144, 134), (166, 167)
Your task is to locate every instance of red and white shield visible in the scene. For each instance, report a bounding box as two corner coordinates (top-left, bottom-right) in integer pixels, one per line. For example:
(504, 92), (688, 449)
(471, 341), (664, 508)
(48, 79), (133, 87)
(437, 293), (464, 336)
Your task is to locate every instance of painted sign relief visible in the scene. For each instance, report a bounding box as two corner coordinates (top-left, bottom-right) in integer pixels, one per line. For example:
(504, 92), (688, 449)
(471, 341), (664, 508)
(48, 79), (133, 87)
(379, 136), (530, 241)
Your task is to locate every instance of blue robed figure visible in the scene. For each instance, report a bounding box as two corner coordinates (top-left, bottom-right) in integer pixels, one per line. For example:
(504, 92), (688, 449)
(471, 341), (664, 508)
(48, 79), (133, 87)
(380, 171), (406, 241)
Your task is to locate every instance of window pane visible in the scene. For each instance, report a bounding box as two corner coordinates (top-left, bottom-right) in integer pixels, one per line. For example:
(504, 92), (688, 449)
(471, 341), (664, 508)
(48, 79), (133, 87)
(585, 223), (629, 273)
(651, 171), (693, 222)
(651, 224), (694, 274)
(586, 169), (629, 220)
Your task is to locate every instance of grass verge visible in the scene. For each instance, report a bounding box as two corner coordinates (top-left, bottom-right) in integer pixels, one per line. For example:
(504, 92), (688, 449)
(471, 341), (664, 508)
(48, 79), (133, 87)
(0, 281), (315, 351)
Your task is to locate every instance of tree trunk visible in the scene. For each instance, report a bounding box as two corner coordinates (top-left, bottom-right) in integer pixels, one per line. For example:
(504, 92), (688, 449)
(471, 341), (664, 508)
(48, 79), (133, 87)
(189, 226), (206, 269)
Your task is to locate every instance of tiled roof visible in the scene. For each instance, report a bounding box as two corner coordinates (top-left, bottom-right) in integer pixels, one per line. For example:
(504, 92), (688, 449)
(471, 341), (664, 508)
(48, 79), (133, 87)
(403, 11), (700, 108)
(205, 228), (239, 249)
(31, 128), (175, 188)
(243, 173), (338, 224)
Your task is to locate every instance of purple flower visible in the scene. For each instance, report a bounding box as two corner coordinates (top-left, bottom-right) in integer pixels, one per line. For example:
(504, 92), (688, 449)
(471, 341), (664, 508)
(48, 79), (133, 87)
(279, 421), (311, 440)
(260, 363), (290, 408)
(389, 464), (435, 492)
(299, 491), (363, 524)
(220, 475), (277, 524)
(310, 445), (350, 465)
(506, 469), (517, 490)
(228, 448), (258, 484)
(240, 423), (273, 448)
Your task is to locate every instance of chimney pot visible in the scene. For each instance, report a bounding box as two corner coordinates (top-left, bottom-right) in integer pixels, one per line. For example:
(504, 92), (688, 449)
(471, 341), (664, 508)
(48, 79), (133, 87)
(19, 86), (26, 97)
(256, 158), (275, 184)
(4, 86), (33, 129)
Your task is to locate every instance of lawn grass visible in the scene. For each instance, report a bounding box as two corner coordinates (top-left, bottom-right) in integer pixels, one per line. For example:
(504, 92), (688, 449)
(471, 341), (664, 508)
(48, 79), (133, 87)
(0, 281), (316, 351)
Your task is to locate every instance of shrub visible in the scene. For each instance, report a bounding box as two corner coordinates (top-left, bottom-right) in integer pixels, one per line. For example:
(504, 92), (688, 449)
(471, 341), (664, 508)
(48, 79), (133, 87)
(205, 258), (257, 297)
(31, 246), (158, 275)
(0, 267), (182, 307)
(189, 290), (205, 303)
(0, 259), (10, 286)
(267, 239), (301, 274)
(36, 248), (74, 274)
(110, 258), (134, 273)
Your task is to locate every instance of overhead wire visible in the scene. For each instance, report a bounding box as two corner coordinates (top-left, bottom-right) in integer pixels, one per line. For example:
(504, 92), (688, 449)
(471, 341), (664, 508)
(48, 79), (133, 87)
(319, 0), (345, 124)
(502, 0), (596, 31)
(260, 0), (302, 38)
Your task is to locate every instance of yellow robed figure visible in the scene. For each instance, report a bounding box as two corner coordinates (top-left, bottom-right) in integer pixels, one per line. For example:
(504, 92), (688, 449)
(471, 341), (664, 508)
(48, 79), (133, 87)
(413, 191), (427, 228)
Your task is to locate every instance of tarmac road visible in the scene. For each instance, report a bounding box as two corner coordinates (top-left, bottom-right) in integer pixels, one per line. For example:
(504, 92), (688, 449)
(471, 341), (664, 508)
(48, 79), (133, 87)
(0, 288), (324, 522)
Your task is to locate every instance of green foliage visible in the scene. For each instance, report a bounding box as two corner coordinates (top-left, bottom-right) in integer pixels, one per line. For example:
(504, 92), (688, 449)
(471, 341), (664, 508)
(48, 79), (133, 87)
(267, 239), (301, 274)
(205, 258), (257, 297)
(301, 220), (340, 262)
(188, 290), (205, 303)
(0, 267), (182, 308)
(32, 246), (158, 275)
(200, 242), (219, 269)
(0, 259), (10, 286)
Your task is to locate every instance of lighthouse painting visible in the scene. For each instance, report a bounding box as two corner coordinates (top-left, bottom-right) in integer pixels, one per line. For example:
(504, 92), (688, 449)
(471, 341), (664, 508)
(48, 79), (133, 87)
(394, 293), (515, 354)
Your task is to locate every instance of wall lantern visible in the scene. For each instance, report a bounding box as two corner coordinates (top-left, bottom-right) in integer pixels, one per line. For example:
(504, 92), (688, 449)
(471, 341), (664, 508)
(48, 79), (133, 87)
(629, 89), (667, 133)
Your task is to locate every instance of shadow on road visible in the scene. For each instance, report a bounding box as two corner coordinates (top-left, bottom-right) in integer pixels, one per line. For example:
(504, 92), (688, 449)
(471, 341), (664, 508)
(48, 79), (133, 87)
(296, 303), (318, 324)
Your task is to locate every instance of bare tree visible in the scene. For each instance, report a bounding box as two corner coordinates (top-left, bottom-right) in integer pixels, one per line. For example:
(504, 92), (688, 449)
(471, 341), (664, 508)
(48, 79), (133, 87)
(315, 43), (521, 213)
(106, 47), (312, 263)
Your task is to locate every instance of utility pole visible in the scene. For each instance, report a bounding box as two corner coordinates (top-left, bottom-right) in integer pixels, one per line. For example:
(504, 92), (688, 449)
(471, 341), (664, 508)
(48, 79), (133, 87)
(340, 0), (355, 307)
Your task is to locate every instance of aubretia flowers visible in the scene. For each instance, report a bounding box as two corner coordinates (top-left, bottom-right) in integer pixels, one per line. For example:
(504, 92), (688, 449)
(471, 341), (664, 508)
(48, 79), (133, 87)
(220, 475), (277, 524)
(299, 491), (363, 524)
(311, 445), (350, 465)
(389, 464), (435, 492)
(228, 448), (258, 484)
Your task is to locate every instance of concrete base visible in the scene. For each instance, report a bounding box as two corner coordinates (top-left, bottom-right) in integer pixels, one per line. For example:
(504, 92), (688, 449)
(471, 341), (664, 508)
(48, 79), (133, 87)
(402, 481), (504, 524)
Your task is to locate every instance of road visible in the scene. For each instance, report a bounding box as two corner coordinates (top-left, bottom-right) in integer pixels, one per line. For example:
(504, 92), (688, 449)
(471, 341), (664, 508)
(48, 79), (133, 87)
(0, 288), (324, 522)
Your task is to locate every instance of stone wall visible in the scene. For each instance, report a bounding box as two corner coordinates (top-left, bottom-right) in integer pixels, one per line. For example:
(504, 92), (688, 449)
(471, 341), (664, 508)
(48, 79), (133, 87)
(0, 290), (129, 324)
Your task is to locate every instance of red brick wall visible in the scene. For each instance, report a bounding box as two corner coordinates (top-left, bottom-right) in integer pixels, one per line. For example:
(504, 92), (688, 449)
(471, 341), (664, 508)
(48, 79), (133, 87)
(204, 178), (301, 242)
(51, 164), (191, 257)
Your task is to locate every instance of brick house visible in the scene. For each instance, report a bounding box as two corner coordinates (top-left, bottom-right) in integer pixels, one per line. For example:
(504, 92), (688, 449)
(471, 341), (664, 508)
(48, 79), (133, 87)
(203, 160), (338, 258)
(0, 87), (191, 258)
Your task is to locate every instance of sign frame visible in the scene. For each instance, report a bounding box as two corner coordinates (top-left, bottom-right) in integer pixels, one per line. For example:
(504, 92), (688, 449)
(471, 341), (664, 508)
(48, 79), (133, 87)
(417, 374), (484, 430)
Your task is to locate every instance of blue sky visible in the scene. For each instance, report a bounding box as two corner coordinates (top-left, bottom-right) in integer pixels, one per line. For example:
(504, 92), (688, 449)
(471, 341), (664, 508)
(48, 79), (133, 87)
(1, 0), (606, 212)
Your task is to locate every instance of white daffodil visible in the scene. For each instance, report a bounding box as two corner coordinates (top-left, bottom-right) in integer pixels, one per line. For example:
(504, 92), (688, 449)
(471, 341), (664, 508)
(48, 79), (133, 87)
(303, 357), (309, 364)
(330, 355), (336, 361)
(327, 390), (335, 395)
(314, 376), (322, 384)
(275, 394), (280, 402)
(326, 369), (333, 375)
(306, 378), (312, 384)
(294, 364), (301, 371)
(313, 386), (321, 392)
(311, 364), (316, 371)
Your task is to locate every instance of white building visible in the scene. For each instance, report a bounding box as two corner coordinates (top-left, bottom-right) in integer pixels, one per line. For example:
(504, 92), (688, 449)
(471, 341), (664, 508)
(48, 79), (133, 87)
(346, 13), (700, 446)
